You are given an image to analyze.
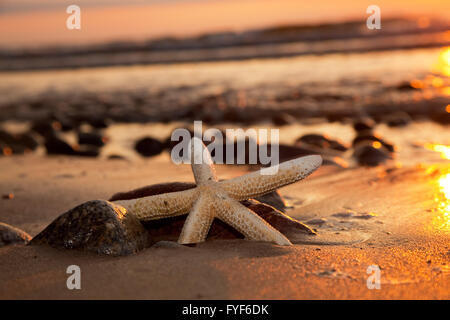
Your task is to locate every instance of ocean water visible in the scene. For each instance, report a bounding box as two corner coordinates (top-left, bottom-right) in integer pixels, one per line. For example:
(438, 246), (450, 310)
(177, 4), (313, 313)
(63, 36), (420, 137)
(0, 46), (449, 123)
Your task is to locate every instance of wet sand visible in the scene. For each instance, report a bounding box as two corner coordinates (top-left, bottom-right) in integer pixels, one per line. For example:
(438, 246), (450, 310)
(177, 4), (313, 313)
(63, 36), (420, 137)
(0, 154), (449, 299)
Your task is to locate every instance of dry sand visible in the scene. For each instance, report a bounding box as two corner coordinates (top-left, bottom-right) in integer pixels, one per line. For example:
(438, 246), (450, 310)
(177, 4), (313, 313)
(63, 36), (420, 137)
(0, 153), (449, 299)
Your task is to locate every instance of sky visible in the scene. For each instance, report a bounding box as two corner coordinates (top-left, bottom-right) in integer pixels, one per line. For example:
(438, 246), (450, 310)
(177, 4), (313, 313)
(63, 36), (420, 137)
(0, 0), (449, 49)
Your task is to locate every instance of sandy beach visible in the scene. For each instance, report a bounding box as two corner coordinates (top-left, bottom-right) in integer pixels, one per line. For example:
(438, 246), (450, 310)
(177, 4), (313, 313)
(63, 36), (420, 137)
(0, 151), (449, 299)
(0, 4), (449, 301)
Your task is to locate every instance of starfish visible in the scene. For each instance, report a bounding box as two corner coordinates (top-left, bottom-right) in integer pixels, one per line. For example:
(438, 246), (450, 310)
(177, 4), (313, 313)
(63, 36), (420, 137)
(115, 138), (322, 245)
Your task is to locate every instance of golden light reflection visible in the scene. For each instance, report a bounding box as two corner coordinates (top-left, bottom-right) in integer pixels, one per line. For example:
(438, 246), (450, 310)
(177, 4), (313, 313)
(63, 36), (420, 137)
(434, 47), (450, 77)
(424, 143), (450, 159)
(431, 172), (450, 232)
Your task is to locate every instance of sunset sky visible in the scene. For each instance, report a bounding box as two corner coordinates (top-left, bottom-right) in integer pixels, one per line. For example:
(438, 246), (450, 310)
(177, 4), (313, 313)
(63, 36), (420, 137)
(0, 0), (449, 49)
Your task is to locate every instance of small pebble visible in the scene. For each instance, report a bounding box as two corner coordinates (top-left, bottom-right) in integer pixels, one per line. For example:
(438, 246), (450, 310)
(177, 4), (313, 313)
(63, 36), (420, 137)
(2, 193), (14, 200)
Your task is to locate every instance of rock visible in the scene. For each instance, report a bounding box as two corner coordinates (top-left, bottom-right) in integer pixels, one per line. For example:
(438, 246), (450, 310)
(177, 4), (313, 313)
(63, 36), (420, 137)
(110, 182), (316, 243)
(77, 131), (107, 147)
(44, 134), (77, 155)
(2, 193), (14, 199)
(88, 117), (110, 129)
(109, 182), (196, 202)
(254, 190), (287, 212)
(296, 134), (348, 151)
(352, 133), (395, 152)
(31, 120), (58, 137)
(306, 218), (328, 226)
(395, 81), (420, 91)
(30, 200), (152, 256)
(271, 112), (297, 126)
(430, 109), (450, 125)
(353, 117), (376, 133)
(383, 111), (412, 127)
(0, 222), (32, 247)
(353, 142), (392, 166)
(0, 129), (39, 154)
(135, 136), (165, 157)
(44, 134), (100, 157)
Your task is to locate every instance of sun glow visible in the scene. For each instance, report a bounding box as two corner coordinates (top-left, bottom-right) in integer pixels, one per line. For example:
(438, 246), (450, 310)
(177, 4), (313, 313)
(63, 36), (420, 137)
(432, 173), (450, 232)
(424, 143), (450, 160)
(434, 47), (450, 77)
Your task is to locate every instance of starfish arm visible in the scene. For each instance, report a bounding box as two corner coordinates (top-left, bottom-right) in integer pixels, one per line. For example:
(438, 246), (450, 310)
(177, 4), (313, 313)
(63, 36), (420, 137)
(114, 188), (198, 221)
(213, 197), (292, 246)
(178, 194), (215, 244)
(220, 155), (322, 201)
(190, 137), (217, 185)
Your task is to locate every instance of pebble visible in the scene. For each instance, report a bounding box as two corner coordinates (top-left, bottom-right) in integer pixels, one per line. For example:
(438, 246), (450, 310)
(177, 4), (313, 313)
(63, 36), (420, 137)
(77, 131), (107, 147)
(135, 136), (165, 157)
(353, 142), (392, 166)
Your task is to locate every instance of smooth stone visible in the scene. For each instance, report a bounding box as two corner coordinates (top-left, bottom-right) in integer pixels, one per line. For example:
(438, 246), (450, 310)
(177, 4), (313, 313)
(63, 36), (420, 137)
(77, 131), (106, 147)
(135, 136), (165, 157)
(0, 222), (32, 247)
(296, 134), (348, 152)
(353, 117), (376, 133)
(353, 142), (392, 166)
(383, 111), (412, 127)
(0, 129), (39, 154)
(352, 133), (395, 152)
(31, 120), (58, 137)
(44, 134), (77, 155)
(254, 190), (287, 212)
(30, 200), (152, 256)
(306, 218), (328, 226)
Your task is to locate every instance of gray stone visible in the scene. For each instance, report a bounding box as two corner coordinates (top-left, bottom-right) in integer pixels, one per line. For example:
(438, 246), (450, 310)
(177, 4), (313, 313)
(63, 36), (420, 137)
(30, 200), (152, 256)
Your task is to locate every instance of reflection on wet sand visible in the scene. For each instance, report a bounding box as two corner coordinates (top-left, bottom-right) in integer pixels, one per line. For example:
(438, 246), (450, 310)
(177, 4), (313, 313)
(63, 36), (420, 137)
(433, 172), (450, 232)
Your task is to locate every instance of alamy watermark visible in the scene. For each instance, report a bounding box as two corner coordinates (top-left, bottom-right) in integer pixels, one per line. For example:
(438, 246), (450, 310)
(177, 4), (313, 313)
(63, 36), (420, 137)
(366, 265), (381, 289)
(366, 5), (381, 30)
(66, 265), (81, 290)
(66, 5), (81, 30)
(170, 121), (280, 175)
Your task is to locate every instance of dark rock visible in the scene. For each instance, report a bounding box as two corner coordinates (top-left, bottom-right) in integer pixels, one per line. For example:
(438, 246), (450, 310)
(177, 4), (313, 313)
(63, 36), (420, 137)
(44, 134), (76, 155)
(0, 222), (31, 247)
(306, 218), (327, 226)
(296, 134), (348, 151)
(383, 111), (412, 127)
(31, 120), (55, 137)
(353, 142), (392, 166)
(107, 154), (127, 160)
(109, 182), (196, 202)
(88, 117), (110, 129)
(353, 117), (376, 133)
(135, 136), (165, 157)
(271, 112), (297, 126)
(430, 109), (450, 125)
(0, 129), (39, 154)
(352, 133), (395, 152)
(395, 81), (420, 91)
(254, 190), (287, 212)
(30, 200), (152, 256)
(77, 131), (107, 147)
(44, 134), (100, 157)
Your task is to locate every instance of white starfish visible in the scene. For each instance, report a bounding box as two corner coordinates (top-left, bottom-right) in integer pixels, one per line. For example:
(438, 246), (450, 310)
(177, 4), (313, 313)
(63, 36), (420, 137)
(115, 138), (322, 245)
